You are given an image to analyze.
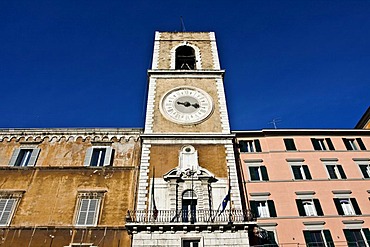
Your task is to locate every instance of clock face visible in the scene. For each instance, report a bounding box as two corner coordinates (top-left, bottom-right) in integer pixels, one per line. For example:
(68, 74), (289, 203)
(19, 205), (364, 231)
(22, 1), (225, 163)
(160, 87), (214, 125)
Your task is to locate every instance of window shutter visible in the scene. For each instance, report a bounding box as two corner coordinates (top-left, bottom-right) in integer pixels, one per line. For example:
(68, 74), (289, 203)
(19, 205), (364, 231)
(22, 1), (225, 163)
(267, 200), (277, 217)
(28, 148), (40, 167)
(313, 199), (324, 216)
(0, 199), (16, 225)
(343, 229), (356, 247)
(85, 199), (98, 225)
(239, 141), (247, 152)
(254, 140), (262, 152)
(323, 230), (334, 247)
(249, 167), (259, 181)
(333, 199), (344, 215)
(337, 165), (347, 179)
(296, 199), (306, 216)
(362, 228), (370, 246)
(359, 165), (370, 178)
(260, 166), (269, 181)
(356, 138), (367, 150)
(350, 198), (362, 215)
(303, 165), (312, 179)
(77, 199), (89, 225)
(249, 200), (258, 217)
(325, 138), (335, 150)
(327, 165), (337, 179)
(284, 139), (296, 150)
(267, 231), (278, 246)
(83, 147), (93, 166)
(311, 138), (321, 150)
(103, 147), (113, 166)
(8, 149), (21, 167)
(292, 166), (302, 179)
(303, 230), (313, 245)
(343, 138), (352, 150)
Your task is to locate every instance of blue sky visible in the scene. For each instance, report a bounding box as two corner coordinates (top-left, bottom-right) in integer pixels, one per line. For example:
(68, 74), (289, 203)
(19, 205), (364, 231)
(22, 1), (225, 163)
(1, 0), (369, 130)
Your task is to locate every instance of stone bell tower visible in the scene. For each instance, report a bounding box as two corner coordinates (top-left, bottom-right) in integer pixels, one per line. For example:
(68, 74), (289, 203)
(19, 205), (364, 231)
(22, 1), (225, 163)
(126, 32), (255, 247)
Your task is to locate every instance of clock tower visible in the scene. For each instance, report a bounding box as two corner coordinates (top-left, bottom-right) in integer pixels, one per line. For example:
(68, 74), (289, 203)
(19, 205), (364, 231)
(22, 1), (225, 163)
(126, 32), (254, 247)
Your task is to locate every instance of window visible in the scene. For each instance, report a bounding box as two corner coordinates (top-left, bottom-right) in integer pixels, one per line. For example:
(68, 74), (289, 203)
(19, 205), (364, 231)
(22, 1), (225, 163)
(65, 244), (97, 247)
(291, 164), (312, 180)
(8, 148), (40, 167)
(250, 200), (277, 218)
(75, 192), (104, 226)
(175, 46), (196, 70)
(303, 230), (335, 247)
(249, 226), (278, 247)
(359, 163), (370, 179)
(84, 146), (113, 167)
(249, 165), (269, 181)
(182, 190), (197, 223)
(333, 198), (361, 216)
(182, 239), (200, 247)
(343, 138), (367, 151)
(239, 140), (262, 152)
(343, 228), (370, 247)
(325, 164), (347, 179)
(284, 138), (297, 151)
(311, 138), (335, 151)
(296, 199), (324, 216)
(0, 192), (23, 226)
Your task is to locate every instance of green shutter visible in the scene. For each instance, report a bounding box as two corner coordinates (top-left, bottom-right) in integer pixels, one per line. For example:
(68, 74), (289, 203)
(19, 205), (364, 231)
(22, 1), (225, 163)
(327, 165), (337, 179)
(359, 165), (370, 178)
(326, 138), (335, 150)
(363, 228), (370, 245)
(343, 138), (352, 150)
(313, 199), (324, 216)
(350, 198), (362, 215)
(254, 139), (262, 152)
(267, 200), (277, 217)
(249, 167), (259, 181)
(267, 231), (278, 246)
(284, 139), (296, 151)
(303, 165), (312, 179)
(292, 166), (303, 179)
(356, 138), (367, 150)
(239, 141), (247, 152)
(343, 229), (357, 247)
(323, 230), (335, 247)
(333, 198), (344, 215)
(337, 165), (347, 179)
(311, 138), (321, 150)
(296, 199), (306, 216)
(303, 230), (313, 245)
(249, 201), (258, 218)
(260, 166), (269, 181)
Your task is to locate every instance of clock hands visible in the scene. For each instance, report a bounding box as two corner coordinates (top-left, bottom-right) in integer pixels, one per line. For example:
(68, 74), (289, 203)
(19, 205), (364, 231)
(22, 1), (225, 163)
(176, 101), (200, 109)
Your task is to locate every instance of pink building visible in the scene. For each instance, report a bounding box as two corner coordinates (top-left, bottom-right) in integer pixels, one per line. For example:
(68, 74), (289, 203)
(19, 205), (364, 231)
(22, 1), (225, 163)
(234, 129), (370, 246)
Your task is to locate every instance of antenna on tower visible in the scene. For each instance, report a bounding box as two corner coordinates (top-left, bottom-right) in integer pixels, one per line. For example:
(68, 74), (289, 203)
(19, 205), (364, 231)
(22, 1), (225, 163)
(180, 16), (186, 32)
(268, 118), (282, 129)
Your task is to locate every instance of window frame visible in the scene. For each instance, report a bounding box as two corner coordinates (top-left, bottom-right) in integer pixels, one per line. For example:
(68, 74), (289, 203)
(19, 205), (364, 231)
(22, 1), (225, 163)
(239, 139), (262, 153)
(343, 228), (370, 247)
(8, 147), (40, 167)
(303, 230), (334, 247)
(248, 163), (269, 182)
(290, 163), (312, 180)
(325, 163), (347, 179)
(284, 138), (297, 151)
(357, 162), (370, 179)
(84, 146), (113, 167)
(250, 200), (277, 218)
(296, 198), (324, 217)
(311, 138), (335, 151)
(0, 192), (23, 226)
(74, 192), (105, 227)
(343, 138), (367, 151)
(333, 198), (362, 216)
(181, 238), (203, 247)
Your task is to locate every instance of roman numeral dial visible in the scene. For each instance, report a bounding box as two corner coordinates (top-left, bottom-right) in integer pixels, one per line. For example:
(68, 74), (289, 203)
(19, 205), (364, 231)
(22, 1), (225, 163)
(160, 87), (214, 125)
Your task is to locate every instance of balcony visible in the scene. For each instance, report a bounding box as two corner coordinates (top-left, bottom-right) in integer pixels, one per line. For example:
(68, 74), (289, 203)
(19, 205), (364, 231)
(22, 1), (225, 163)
(126, 209), (255, 224)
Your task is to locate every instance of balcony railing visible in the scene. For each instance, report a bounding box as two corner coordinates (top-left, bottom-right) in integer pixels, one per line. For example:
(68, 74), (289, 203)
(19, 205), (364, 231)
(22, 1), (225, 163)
(126, 209), (255, 224)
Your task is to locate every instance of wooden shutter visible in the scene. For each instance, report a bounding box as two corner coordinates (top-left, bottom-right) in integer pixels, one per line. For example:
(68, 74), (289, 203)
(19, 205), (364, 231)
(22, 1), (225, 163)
(267, 200), (277, 217)
(303, 165), (312, 179)
(103, 147), (113, 166)
(249, 167), (259, 181)
(311, 138), (321, 150)
(356, 138), (367, 150)
(83, 147), (93, 166)
(77, 198), (99, 226)
(284, 139), (296, 150)
(249, 200), (258, 217)
(239, 141), (247, 152)
(295, 199), (306, 216)
(0, 199), (16, 225)
(327, 165), (337, 179)
(8, 149), (21, 167)
(343, 138), (352, 150)
(254, 139), (262, 152)
(337, 165), (347, 179)
(363, 228), (370, 246)
(260, 166), (269, 181)
(333, 198), (344, 215)
(343, 229), (357, 247)
(303, 230), (313, 245)
(292, 166), (303, 179)
(313, 199), (324, 216)
(350, 198), (362, 215)
(359, 165), (370, 178)
(325, 138), (335, 150)
(28, 148), (40, 167)
(323, 230), (334, 247)
(267, 231), (278, 246)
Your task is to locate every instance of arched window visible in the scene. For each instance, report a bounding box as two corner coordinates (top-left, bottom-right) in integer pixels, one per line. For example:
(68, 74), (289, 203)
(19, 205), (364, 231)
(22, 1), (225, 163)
(175, 46), (196, 70)
(182, 190), (197, 222)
